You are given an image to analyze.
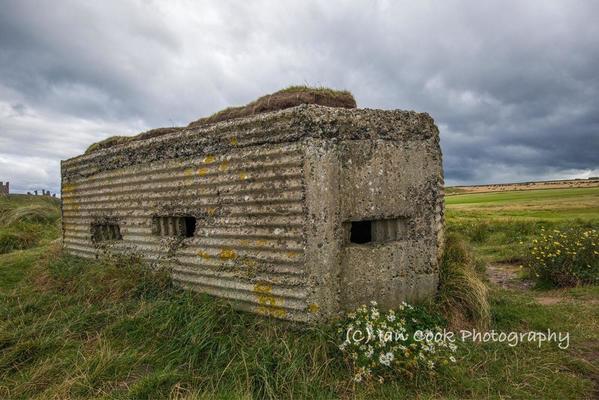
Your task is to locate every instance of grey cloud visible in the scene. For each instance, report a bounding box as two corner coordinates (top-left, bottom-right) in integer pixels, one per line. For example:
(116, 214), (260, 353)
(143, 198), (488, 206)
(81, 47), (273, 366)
(0, 0), (598, 194)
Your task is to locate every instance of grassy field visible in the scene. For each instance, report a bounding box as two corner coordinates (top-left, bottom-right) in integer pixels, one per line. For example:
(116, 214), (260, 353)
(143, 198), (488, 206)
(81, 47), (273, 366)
(446, 187), (599, 262)
(446, 187), (599, 221)
(0, 189), (597, 399)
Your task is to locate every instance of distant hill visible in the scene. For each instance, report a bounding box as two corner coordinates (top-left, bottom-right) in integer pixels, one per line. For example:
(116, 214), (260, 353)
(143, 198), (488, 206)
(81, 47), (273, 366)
(445, 178), (599, 195)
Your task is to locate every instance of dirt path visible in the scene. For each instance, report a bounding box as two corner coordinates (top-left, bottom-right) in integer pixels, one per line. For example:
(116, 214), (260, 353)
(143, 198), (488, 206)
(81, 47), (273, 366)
(486, 263), (599, 307)
(486, 263), (533, 290)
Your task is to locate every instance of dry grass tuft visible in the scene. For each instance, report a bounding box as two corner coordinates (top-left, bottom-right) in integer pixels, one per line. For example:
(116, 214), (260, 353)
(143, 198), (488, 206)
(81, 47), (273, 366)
(187, 85), (356, 127)
(437, 233), (490, 330)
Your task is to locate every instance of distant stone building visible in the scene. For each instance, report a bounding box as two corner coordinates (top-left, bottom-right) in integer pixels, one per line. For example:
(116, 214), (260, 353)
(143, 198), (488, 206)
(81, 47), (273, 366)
(61, 94), (444, 322)
(27, 189), (56, 197)
(0, 181), (9, 196)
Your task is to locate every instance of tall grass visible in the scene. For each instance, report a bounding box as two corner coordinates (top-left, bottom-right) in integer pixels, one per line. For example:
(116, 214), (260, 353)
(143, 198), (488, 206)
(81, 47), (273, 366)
(1, 250), (342, 399)
(2, 247), (594, 398)
(1, 203), (59, 226)
(437, 233), (490, 329)
(0, 196), (60, 254)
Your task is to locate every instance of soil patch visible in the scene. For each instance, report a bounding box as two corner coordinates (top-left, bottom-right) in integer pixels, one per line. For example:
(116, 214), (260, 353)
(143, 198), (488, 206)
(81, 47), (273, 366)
(486, 263), (533, 290)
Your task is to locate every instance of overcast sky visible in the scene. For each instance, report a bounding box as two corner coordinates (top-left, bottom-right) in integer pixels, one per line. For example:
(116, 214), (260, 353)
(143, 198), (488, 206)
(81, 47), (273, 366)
(1, 0), (598, 193)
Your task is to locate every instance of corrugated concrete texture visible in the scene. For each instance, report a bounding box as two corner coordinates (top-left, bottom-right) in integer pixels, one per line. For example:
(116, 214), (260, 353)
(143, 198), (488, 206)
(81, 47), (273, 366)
(62, 104), (444, 322)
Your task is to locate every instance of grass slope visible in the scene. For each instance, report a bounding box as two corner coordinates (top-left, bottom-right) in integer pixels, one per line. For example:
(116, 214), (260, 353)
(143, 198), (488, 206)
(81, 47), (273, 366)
(0, 195), (60, 254)
(0, 188), (597, 399)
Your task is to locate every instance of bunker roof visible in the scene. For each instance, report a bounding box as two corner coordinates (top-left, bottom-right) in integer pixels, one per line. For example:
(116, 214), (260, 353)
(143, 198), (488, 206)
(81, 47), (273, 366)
(65, 87), (439, 180)
(85, 86), (356, 154)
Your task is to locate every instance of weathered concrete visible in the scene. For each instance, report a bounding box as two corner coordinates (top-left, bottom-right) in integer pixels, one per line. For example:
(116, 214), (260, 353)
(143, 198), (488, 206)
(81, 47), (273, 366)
(0, 181), (9, 196)
(61, 104), (444, 322)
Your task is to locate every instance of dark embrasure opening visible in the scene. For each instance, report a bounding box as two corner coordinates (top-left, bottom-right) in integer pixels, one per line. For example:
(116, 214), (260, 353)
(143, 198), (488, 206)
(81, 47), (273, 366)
(350, 220), (372, 244)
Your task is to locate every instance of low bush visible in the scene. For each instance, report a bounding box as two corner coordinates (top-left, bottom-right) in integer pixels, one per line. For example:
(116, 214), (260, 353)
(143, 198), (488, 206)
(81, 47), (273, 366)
(1, 203), (60, 226)
(0, 225), (40, 254)
(437, 233), (490, 329)
(0, 198), (60, 254)
(526, 227), (599, 287)
(337, 302), (457, 383)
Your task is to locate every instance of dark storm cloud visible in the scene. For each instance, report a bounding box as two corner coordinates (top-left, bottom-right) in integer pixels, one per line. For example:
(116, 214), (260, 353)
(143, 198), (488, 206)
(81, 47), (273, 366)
(0, 0), (598, 193)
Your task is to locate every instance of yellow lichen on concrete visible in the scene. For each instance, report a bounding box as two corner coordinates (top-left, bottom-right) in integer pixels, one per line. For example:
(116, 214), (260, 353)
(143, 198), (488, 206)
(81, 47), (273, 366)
(183, 168), (195, 177)
(230, 137), (239, 145)
(62, 183), (79, 211)
(218, 161), (229, 172)
(197, 250), (211, 259)
(62, 183), (78, 194)
(308, 303), (320, 313)
(239, 171), (248, 180)
(241, 258), (257, 268)
(197, 167), (209, 176)
(203, 155), (216, 164)
(254, 282), (286, 318)
(218, 248), (237, 260)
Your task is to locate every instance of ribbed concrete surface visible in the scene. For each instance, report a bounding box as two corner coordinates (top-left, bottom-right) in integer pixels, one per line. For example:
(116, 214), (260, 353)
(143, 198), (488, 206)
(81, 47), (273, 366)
(62, 142), (309, 321)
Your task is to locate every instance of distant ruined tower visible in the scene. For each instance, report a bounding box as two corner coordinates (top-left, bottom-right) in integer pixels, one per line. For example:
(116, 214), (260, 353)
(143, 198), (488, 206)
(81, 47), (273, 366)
(0, 181), (9, 196)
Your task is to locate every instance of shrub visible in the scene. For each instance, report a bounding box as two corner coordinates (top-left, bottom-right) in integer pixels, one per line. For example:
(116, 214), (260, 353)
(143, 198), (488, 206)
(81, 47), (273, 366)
(0, 226), (39, 254)
(1, 203), (60, 226)
(526, 227), (599, 287)
(44, 253), (173, 301)
(437, 233), (490, 329)
(337, 302), (457, 383)
(0, 200), (61, 253)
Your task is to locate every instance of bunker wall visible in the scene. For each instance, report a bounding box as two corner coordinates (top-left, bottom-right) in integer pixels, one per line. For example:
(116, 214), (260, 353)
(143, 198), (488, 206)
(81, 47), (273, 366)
(61, 105), (442, 322)
(302, 137), (443, 317)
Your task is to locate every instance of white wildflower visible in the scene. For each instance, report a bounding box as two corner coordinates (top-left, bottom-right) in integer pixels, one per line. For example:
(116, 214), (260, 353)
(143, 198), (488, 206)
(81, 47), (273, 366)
(379, 352), (395, 367)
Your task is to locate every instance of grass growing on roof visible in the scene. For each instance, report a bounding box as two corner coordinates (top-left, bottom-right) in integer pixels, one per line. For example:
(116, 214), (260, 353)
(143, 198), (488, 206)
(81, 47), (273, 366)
(84, 85), (356, 154)
(188, 85), (356, 127)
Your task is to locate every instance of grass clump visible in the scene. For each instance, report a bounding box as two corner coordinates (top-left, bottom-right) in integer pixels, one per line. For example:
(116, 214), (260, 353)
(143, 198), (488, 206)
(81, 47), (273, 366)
(84, 135), (132, 154)
(526, 227), (599, 287)
(187, 85), (356, 127)
(0, 226), (40, 254)
(437, 233), (490, 329)
(0, 195), (60, 254)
